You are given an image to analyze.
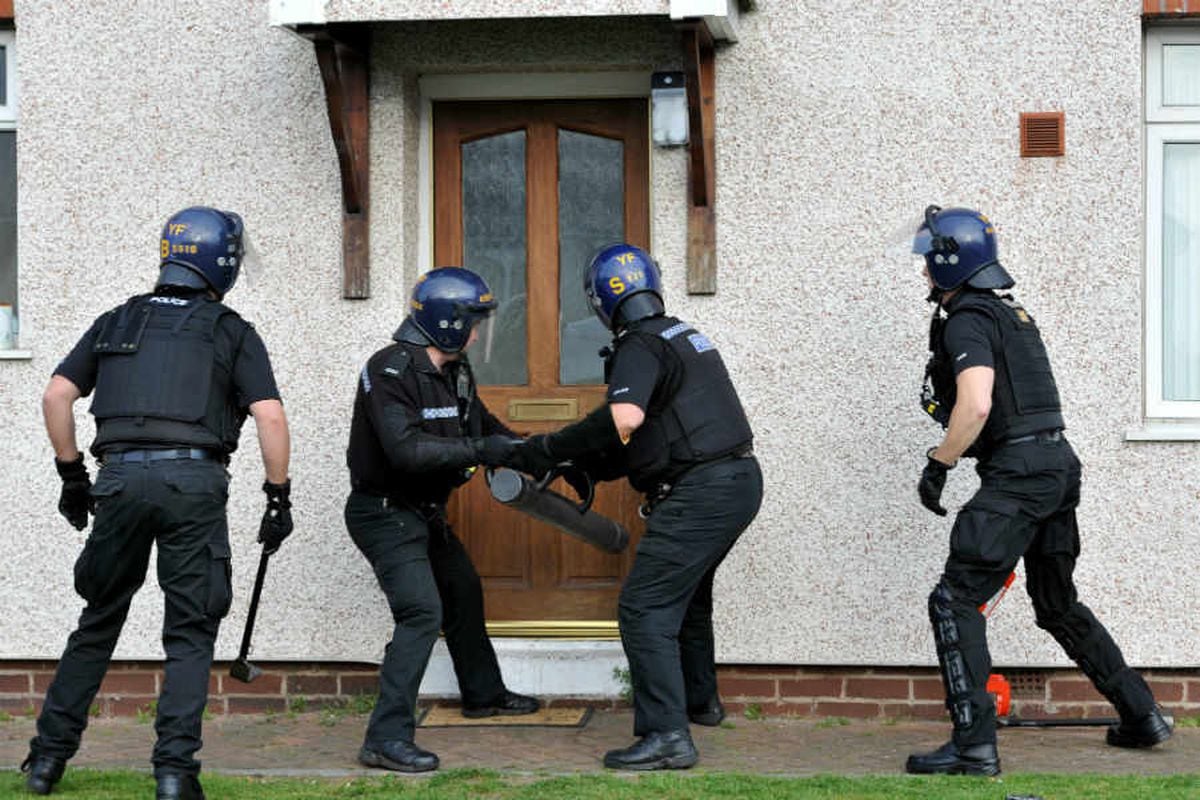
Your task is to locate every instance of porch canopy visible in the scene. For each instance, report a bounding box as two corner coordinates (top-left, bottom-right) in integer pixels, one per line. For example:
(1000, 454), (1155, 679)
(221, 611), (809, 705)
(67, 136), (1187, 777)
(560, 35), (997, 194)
(269, 0), (749, 297)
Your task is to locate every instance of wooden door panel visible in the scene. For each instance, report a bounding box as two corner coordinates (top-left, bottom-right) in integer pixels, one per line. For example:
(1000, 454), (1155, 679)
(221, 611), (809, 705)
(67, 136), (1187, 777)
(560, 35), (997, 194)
(435, 99), (649, 622)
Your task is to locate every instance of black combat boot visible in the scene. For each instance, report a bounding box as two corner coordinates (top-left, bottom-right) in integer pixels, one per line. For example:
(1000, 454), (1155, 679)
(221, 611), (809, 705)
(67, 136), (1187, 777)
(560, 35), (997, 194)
(905, 740), (1001, 776)
(462, 690), (540, 718)
(603, 730), (699, 771)
(1107, 707), (1174, 748)
(21, 753), (66, 796)
(687, 697), (726, 727)
(155, 772), (205, 800)
(358, 740), (440, 773)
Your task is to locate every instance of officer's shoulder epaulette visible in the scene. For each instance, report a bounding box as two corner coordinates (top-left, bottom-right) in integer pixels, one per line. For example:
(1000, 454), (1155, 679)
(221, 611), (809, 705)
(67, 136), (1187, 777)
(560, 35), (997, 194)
(379, 346), (412, 380)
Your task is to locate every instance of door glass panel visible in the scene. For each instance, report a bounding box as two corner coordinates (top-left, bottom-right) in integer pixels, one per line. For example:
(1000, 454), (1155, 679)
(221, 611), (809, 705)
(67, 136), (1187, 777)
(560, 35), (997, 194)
(0, 47), (6, 106)
(558, 129), (623, 385)
(462, 130), (527, 385)
(1162, 142), (1200, 401)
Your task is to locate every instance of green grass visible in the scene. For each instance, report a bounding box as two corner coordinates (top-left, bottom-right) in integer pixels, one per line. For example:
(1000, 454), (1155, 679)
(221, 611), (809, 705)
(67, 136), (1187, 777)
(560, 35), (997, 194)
(2, 769), (1198, 799)
(319, 693), (379, 727)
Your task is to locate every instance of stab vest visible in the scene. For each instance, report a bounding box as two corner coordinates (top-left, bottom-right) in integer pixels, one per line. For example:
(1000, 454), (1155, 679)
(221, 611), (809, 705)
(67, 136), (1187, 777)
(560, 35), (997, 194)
(89, 294), (247, 455)
(619, 316), (753, 491)
(927, 291), (1064, 452)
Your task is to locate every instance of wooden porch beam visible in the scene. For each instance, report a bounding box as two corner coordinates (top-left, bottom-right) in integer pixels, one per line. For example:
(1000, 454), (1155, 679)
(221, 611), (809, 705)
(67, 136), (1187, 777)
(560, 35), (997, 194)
(681, 22), (717, 294)
(305, 24), (371, 299)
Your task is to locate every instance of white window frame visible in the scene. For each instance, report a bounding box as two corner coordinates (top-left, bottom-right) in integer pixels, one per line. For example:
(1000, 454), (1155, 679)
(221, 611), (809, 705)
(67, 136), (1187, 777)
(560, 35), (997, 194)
(1142, 27), (1200, 422)
(0, 29), (15, 124)
(0, 28), (24, 359)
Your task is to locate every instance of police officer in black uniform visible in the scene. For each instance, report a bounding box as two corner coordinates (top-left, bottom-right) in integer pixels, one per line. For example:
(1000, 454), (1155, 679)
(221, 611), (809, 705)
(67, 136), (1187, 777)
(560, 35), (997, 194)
(345, 266), (539, 773)
(905, 206), (1172, 776)
(513, 244), (762, 771)
(21, 207), (293, 799)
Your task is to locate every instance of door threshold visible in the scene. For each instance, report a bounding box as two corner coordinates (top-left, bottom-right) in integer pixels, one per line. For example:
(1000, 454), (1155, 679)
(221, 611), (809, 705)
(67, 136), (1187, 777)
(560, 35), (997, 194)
(418, 638), (627, 698)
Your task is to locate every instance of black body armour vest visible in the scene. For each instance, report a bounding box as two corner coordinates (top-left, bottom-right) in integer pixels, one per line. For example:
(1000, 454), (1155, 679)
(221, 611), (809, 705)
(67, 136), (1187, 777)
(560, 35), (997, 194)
(89, 294), (247, 456)
(620, 316), (753, 492)
(925, 291), (1064, 455)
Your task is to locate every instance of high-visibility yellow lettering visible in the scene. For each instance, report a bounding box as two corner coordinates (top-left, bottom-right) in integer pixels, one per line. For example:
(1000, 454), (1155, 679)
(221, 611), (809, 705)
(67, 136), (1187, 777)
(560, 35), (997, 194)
(609, 276), (626, 294)
(615, 252), (636, 265)
(160, 239), (170, 259)
(168, 223), (189, 235)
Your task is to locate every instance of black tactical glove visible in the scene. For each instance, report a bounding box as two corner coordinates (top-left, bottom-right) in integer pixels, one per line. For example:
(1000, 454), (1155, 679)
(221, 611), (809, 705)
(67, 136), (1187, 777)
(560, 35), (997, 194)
(258, 480), (293, 555)
(557, 464), (593, 505)
(918, 449), (952, 517)
(509, 435), (561, 477)
(55, 455), (92, 531)
(472, 435), (522, 468)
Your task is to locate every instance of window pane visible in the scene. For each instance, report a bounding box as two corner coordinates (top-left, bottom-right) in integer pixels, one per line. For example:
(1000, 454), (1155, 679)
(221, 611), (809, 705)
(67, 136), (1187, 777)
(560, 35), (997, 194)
(0, 46), (6, 106)
(1163, 44), (1200, 107)
(1161, 142), (1200, 400)
(558, 129), (624, 385)
(0, 131), (16, 339)
(462, 130), (527, 385)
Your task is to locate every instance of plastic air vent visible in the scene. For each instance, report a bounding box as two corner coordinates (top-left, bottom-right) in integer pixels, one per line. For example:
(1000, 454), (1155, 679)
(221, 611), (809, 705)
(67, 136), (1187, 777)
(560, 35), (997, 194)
(1020, 112), (1065, 158)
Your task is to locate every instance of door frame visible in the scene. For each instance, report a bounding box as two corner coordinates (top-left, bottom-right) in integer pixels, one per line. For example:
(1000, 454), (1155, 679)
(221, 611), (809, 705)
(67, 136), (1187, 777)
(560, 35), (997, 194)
(416, 71), (653, 275)
(417, 73), (653, 639)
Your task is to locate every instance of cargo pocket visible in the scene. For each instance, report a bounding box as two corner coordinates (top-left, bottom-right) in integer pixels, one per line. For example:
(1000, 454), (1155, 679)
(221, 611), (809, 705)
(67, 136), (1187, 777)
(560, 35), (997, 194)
(205, 539), (233, 619)
(950, 497), (1024, 569)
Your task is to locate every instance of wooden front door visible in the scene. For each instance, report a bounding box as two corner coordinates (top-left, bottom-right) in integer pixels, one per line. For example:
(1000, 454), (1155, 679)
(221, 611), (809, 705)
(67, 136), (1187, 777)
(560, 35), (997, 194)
(434, 99), (649, 623)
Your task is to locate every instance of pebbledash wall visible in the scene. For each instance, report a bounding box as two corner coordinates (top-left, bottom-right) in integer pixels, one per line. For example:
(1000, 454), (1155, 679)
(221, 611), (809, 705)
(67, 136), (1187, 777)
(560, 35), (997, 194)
(1, 0), (1198, 718)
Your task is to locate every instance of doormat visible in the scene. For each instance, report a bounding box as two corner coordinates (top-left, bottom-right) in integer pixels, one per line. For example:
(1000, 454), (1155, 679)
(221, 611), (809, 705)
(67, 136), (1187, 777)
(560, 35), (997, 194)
(417, 704), (593, 728)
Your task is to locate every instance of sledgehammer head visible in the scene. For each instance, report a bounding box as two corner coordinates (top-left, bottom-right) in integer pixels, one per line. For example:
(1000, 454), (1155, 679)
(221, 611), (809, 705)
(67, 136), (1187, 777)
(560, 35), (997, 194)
(229, 659), (263, 684)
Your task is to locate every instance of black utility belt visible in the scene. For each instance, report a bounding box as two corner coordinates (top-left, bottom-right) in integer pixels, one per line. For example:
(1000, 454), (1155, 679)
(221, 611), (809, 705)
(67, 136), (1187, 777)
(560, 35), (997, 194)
(353, 490), (444, 518)
(640, 445), (755, 517)
(100, 448), (220, 465)
(1001, 429), (1063, 447)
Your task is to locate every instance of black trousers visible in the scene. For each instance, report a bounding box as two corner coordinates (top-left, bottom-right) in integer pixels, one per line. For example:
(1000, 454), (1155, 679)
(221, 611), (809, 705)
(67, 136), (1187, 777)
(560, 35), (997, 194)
(932, 437), (1157, 746)
(345, 493), (505, 745)
(31, 459), (231, 777)
(620, 456), (763, 736)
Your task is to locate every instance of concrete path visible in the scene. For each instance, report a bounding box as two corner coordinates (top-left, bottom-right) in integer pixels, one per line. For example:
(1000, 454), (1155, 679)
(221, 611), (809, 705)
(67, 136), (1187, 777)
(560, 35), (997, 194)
(1, 710), (1195, 777)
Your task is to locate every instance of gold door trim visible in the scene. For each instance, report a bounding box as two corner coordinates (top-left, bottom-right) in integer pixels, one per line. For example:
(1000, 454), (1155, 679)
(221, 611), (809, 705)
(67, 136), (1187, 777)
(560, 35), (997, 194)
(484, 620), (619, 640)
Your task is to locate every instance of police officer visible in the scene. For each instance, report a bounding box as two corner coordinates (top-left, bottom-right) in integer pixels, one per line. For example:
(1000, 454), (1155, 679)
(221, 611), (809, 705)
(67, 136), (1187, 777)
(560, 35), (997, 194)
(345, 266), (539, 773)
(905, 206), (1172, 776)
(513, 244), (762, 771)
(21, 207), (293, 799)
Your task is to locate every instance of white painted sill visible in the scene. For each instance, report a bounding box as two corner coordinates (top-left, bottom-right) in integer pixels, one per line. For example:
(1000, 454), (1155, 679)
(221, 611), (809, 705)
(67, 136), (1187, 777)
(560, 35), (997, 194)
(1124, 421), (1200, 442)
(0, 349), (32, 360)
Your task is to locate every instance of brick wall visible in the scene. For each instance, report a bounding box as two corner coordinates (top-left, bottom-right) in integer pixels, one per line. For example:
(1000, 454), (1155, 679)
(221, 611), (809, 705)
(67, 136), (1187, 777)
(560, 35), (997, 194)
(1, 661), (1197, 721)
(717, 666), (1200, 721)
(1144, 0), (1200, 15)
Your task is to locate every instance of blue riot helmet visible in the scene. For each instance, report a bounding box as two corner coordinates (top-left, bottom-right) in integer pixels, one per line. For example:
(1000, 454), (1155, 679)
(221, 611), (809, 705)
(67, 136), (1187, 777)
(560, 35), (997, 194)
(403, 266), (499, 353)
(157, 206), (245, 298)
(913, 205), (1014, 291)
(585, 243), (665, 331)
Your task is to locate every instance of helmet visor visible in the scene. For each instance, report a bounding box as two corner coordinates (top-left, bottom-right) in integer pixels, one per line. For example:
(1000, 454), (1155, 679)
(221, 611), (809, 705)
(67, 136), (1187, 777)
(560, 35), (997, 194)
(911, 227), (935, 256)
(472, 313), (497, 363)
(237, 232), (260, 288)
